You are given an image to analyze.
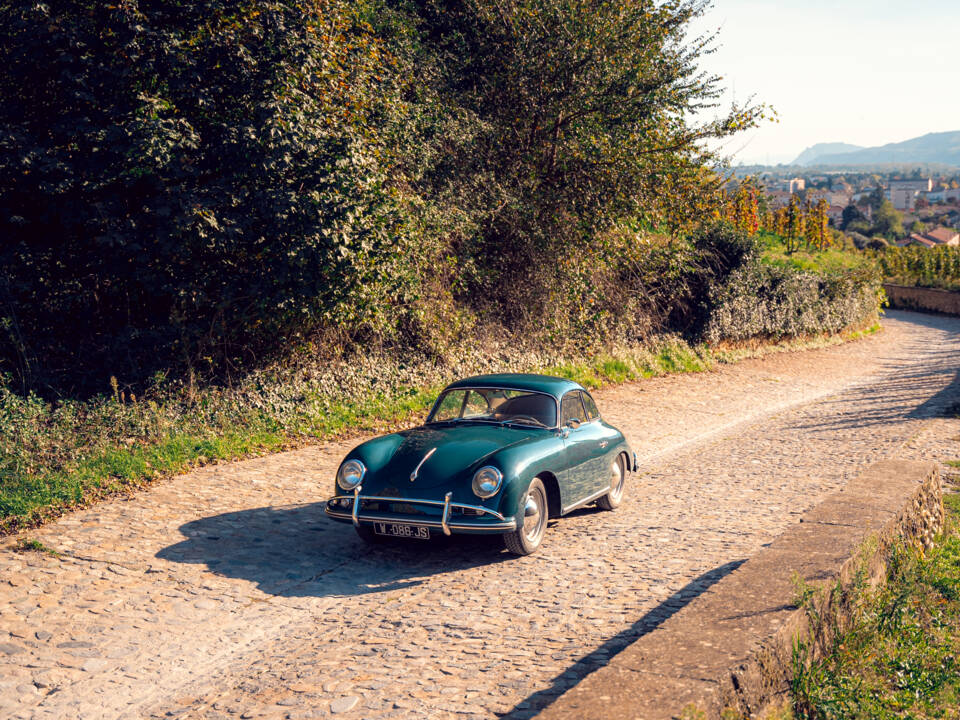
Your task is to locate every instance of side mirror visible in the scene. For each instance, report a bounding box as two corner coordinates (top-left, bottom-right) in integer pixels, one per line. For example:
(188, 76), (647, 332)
(566, 418), (581, 429)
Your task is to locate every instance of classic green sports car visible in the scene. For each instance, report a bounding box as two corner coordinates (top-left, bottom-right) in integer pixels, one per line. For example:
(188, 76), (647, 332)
(325, 373), (637, 555)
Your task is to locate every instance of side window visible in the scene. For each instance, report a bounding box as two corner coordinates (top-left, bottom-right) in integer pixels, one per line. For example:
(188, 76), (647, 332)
(560, 391), (586, 426)
(462, 390), (490, 418)
(432, 390), (465, 421)
(580, 392), (600, 420)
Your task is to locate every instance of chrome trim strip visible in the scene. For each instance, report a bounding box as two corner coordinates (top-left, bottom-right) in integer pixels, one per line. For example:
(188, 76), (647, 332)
(441, 492), (452, 536)
(410, 447), (437, 483)
(351, 486), (362, 527)
(561, 486), (611, 515)
(328, 494), (507, 522)
(325, 507), (517, 531)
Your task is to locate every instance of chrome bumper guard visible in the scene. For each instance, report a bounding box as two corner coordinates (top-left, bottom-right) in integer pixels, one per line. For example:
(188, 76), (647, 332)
(325, 486), (516, 536)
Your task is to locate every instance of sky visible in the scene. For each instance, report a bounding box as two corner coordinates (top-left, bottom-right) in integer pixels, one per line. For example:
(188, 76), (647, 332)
(689, 0), (960, 165)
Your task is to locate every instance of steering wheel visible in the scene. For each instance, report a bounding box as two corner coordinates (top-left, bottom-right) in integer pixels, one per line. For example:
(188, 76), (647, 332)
(506, 415), (546, 427)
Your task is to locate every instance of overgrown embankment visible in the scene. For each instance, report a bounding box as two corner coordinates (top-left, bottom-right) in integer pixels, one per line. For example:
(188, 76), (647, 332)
(0, 320), (884, 535)
(793, 492), (960, 719)
(0, 2), (883, 531)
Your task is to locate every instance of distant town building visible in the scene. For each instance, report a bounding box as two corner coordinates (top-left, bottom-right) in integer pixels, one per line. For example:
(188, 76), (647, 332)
(780, 178), (806, 194)
(898, 226), (960, 248)
(826, 205), (846, 225)
(926, 188), (960, 204)
(902, 234), (938, 248)
(925, 227), (960, 246)
(891, 188), (920, 211)
(888, 178), (933, 211)
(766, 190), (792, 209)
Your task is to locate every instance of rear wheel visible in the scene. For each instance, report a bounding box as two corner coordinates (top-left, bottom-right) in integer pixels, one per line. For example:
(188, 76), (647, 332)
(504, 478), (549, 556)
(596, 454), (626, 511)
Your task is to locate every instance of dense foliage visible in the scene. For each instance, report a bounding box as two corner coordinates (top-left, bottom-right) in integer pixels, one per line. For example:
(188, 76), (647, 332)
(1, 0), (429, 394)
(875, 245), (960, 292)
(704, 263), (880, 343)
(0, 0), (769, 396)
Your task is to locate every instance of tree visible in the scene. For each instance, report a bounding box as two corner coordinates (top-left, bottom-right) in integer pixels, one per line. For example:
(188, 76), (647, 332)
(785, 196), (805, 253)
(811, 199), (830, 251)
(404, 0), (768, 312)
(0, 0), (768, 394)
(841, 204), (864, 230)
(872, 200), (905, 240)
(0, 0), (429, 392)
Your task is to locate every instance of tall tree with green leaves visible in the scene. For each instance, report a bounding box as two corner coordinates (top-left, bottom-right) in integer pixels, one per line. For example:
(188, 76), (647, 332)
(873, 200), (905, 240)
(400, 0), (768, 317)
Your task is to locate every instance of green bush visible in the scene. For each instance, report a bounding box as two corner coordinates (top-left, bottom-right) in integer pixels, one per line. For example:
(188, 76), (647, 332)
(0, 0), (765, 396)
(704, 264), (880, 343)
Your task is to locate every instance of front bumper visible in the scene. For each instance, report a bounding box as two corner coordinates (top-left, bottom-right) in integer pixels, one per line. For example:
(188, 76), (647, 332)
(325, 486), (517, 536)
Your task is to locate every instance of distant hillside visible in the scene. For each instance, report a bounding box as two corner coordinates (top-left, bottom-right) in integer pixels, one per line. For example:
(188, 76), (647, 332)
(793, 142), (864, 166)
(813, 131), (960, 167)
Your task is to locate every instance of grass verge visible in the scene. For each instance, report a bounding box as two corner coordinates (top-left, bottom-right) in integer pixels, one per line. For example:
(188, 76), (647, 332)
(0, 327), (878, 536)
(792, 493), (960, 719)
(759, 232), (877, 276)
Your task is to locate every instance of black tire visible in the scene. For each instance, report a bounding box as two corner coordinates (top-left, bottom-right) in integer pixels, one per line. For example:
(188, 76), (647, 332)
(504, 477), (549, 556)
(596, 454), (626, 511)
(355, 525), (385, 544)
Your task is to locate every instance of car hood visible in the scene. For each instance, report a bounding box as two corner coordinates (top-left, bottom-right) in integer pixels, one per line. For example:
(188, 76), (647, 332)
(362, 423), (541, 490)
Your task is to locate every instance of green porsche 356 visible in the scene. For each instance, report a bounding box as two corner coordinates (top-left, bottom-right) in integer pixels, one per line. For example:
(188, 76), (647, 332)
(325, 373), (636, 555)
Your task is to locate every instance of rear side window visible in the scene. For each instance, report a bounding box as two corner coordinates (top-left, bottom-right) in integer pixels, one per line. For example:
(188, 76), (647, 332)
(580, 392), (600, 420)
(560, 391), (586, 425)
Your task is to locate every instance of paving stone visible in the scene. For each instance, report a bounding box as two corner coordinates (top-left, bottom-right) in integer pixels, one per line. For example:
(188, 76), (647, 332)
(0, 311), (958, 719)
(329, 697), (360, 714)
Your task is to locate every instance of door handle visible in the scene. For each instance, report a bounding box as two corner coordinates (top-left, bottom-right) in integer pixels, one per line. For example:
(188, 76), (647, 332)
(599, 440), (608, 448)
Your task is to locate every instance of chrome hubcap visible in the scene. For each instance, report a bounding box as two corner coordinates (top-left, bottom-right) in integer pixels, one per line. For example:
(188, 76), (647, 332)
(522, 486), (546, 542)
(609, 460), (624, 501)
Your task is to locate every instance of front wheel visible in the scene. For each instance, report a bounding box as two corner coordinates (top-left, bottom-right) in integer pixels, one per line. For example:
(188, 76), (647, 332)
(596, 454), (626, 511)
(504, 478), (549, 556)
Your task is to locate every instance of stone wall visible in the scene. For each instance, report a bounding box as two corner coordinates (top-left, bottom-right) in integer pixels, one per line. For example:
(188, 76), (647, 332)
(535, 460), (944, 720)
(885, 284), (960, 316)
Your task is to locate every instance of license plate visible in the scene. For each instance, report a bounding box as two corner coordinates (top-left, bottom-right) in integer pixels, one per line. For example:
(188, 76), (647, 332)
(373, 522), (431, 540)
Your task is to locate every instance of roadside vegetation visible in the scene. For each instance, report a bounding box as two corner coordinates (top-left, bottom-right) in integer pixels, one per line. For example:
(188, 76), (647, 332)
(1, 327), (886, 535)
(872, 246), (960, 292)
(0, 1), (883, 532)
(792, 493), (960, 719)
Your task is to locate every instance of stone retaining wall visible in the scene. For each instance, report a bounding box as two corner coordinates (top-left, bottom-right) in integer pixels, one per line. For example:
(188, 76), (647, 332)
(884, 283), (960, 316)
(535, 460), (944, 720)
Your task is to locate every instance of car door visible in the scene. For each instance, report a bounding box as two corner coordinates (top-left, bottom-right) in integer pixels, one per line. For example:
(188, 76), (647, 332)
(578, 391), (618, 495)
(558, 391), (596, 504)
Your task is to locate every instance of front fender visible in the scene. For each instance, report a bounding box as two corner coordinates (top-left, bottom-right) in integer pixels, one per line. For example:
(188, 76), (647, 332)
(487, 432), (566, 519)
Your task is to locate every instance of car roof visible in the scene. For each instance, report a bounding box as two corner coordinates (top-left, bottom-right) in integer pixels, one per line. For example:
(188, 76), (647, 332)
(443, 373), (584, 399)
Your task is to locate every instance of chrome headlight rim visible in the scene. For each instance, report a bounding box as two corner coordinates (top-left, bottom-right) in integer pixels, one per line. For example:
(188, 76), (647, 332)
(471, 465), (503, 499)
(337, 459), (366, 491)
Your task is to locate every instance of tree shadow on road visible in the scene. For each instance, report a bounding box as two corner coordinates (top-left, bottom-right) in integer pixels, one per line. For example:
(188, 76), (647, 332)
(156, 502), (514, 597)
(498, 558), (746, 719)
(786, 356), (960, 434)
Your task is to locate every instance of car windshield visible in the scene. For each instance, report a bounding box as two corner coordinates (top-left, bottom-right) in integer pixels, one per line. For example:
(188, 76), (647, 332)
(427, 388), (557, 428)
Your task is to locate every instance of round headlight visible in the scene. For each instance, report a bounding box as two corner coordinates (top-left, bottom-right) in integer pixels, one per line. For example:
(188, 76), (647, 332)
(472, 466), (503, 499)
(337, 459), (366, 491)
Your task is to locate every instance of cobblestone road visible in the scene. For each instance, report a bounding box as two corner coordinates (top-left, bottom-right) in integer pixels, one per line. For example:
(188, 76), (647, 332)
(2, 311), (959, 720)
